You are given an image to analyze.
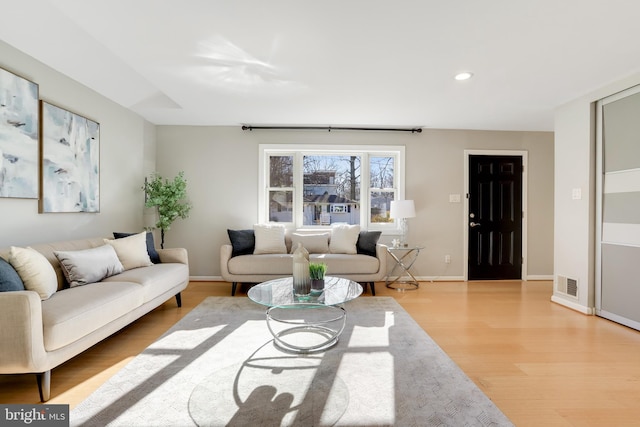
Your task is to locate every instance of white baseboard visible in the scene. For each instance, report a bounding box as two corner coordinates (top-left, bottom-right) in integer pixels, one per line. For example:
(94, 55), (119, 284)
(526, 275), (554, 281)
(189, 276), (222, 281)
(551, 295), (595, 315)
(190, 275), (543, 283)
(416, 275), (466, 282)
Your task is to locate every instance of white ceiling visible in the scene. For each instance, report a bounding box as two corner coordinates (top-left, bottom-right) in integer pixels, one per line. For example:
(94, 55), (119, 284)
(3, 0), (640, 131)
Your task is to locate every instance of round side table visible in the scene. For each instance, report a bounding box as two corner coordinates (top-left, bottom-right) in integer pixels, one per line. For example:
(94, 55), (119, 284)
(385, 245), (424, 290)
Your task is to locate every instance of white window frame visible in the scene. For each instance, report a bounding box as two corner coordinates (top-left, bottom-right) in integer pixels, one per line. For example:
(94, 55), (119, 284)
(259, 144), (406, 231)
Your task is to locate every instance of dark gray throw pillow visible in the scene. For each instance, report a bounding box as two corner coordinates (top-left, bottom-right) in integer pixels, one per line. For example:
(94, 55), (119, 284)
(0, 257), (26, 292)
(113, 231), (161, 264)
(357, 231), (382, 257)
(227, 229), (255, 257)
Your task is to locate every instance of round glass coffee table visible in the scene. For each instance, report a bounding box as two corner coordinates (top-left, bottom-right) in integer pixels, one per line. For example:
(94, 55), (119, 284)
(248, 276), (362, 353)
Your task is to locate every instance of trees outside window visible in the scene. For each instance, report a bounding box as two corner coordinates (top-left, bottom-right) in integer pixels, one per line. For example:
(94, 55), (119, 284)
(268, 156), (293, 222)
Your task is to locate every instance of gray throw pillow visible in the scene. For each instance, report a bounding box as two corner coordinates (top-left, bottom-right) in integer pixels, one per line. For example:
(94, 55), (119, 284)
(0, 257), (25, 292)
(54, 245), (124, 287)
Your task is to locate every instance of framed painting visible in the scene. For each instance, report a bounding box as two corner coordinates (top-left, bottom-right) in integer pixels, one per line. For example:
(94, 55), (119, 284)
(39, 101), (100, 213)
(0, 67), (39, 199)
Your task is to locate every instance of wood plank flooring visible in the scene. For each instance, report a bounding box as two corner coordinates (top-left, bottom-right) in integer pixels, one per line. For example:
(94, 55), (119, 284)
(1, 280), (640, 426)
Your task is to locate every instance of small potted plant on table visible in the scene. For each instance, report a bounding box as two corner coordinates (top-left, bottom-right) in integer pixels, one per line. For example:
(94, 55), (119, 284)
(309, 262), (327, 292)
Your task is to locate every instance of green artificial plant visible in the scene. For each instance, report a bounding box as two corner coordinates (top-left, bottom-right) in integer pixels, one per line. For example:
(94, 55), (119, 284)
(143, 171), (192, 248)
(309, 262), (327, 280)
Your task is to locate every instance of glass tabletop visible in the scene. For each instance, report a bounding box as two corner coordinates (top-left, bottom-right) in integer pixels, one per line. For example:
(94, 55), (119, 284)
(248, 276), (362, 307)
(386, 245), (425, 251)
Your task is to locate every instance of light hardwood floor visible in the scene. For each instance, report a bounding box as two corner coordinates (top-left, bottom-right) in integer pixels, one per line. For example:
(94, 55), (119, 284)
(2, 280), (640, 426)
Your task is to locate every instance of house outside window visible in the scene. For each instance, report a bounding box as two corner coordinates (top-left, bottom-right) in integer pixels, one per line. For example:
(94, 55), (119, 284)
(260, 145), (405, 232)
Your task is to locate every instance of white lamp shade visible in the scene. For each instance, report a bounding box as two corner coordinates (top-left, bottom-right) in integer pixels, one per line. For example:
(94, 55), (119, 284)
(390, 200), (416, 219)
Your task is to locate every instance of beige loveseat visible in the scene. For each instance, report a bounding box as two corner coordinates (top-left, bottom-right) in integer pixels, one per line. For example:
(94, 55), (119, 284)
(0, 236), (189, 401)
(220, 226), (386, 296)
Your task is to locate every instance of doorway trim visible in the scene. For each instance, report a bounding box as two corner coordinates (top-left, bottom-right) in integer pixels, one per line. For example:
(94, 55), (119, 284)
(463, 150), (528, 281)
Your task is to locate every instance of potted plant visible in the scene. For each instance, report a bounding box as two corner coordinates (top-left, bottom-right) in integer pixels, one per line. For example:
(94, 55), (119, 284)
(309, 262), (327, 291)
(143, 171), (192, 249)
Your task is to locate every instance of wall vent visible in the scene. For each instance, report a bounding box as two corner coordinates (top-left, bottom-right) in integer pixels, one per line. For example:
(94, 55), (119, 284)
(556, 275), (579, 298)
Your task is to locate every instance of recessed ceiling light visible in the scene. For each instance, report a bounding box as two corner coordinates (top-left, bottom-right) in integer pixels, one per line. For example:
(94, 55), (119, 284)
(454, 72), (474, 81)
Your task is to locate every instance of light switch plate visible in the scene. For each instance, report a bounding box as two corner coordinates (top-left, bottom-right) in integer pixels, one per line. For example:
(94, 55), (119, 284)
(572, 188), (582, 200)
(449, 194), (461, 203)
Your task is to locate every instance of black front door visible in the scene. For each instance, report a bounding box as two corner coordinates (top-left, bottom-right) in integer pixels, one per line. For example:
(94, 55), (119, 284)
(468, 155), (523, 280)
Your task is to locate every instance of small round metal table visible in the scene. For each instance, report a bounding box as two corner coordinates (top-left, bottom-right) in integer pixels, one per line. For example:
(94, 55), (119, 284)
(248, 276), (362, 353)
(385, 245), (424, 290)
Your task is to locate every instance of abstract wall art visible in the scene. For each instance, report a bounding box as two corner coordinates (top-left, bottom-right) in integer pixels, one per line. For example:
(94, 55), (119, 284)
(0, 67), (39, 199)
(40, 101), (100, 213)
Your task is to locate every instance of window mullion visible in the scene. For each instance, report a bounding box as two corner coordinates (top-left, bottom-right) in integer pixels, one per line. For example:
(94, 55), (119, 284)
(294, 152), (304, 228)
(361, 152), (370, 229)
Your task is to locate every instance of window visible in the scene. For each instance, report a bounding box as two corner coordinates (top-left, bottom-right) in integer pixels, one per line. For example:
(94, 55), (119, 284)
(260, 145), (405, 231)
(303, 154), (360, 226)
(267, 155), (293, 222)
(369, 156), (396, 225)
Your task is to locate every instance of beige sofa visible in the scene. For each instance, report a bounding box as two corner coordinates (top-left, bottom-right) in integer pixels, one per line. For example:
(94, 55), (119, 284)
(220, 229), (387, 296)
(0, 237), (189, 401)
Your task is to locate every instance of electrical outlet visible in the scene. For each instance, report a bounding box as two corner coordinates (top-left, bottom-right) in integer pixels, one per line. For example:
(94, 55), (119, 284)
(445, 255), (451, 264)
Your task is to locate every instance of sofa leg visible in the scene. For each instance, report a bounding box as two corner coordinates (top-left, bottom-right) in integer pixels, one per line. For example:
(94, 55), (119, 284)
(36, 370), (51, 402)
(231, 282), (238, 296)
(175, 293), (182, 307)
(370, 282), (376, 296)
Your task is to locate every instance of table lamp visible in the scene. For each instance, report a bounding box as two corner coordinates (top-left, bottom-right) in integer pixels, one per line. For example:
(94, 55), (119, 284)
(390, 200), (416, 247)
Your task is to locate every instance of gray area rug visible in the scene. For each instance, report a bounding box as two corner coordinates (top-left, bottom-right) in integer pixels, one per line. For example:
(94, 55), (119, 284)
(71, 297), (513, 426)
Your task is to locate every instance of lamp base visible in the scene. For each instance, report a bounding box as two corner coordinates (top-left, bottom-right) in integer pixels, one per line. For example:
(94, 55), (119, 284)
(399, 218), (409, 246)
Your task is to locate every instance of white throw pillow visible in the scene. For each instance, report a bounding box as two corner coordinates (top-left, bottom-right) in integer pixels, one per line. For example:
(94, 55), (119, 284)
(54, 245), (124, 287)
(104, 231), (153, 270)
(329, 224), (360, 254)
(290, 233), (330, 254)
(253, 224), (287, 254)
(8, 246), (57, 300)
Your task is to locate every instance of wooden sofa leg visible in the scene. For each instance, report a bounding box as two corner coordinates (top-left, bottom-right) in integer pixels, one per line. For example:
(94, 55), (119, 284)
(370, 282), (376, 296)
(36, 370), (51, 402)
(231, 282), (238, 296)
(175, 293), (182, 307)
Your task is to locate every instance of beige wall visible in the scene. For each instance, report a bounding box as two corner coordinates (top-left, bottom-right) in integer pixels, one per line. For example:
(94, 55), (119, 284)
(156, 126), (554, 279)
(0, 41), (153, 248)
(553, 71), (640, 314)
(0, 37), (555, 281)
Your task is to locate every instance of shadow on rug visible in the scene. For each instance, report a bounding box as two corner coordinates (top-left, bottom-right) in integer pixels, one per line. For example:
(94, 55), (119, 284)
(71, 297), (513, 426)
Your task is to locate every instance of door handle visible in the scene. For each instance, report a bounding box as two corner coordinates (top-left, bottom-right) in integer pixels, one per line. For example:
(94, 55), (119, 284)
(470, 222), (481, 227)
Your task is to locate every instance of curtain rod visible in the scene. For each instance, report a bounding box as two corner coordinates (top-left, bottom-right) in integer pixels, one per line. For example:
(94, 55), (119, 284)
(241, 125), (422, 133)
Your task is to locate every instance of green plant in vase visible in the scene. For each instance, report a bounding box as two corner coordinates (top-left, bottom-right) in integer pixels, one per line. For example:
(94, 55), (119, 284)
(309, 262), (327, 292)
(143, 171), (191, 249)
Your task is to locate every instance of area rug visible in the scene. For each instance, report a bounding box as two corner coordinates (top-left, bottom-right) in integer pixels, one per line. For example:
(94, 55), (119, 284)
(71, 297), (513, 426)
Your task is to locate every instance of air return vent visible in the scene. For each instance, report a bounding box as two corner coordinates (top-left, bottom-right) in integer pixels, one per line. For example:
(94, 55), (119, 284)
(556, 275), (578, 298)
